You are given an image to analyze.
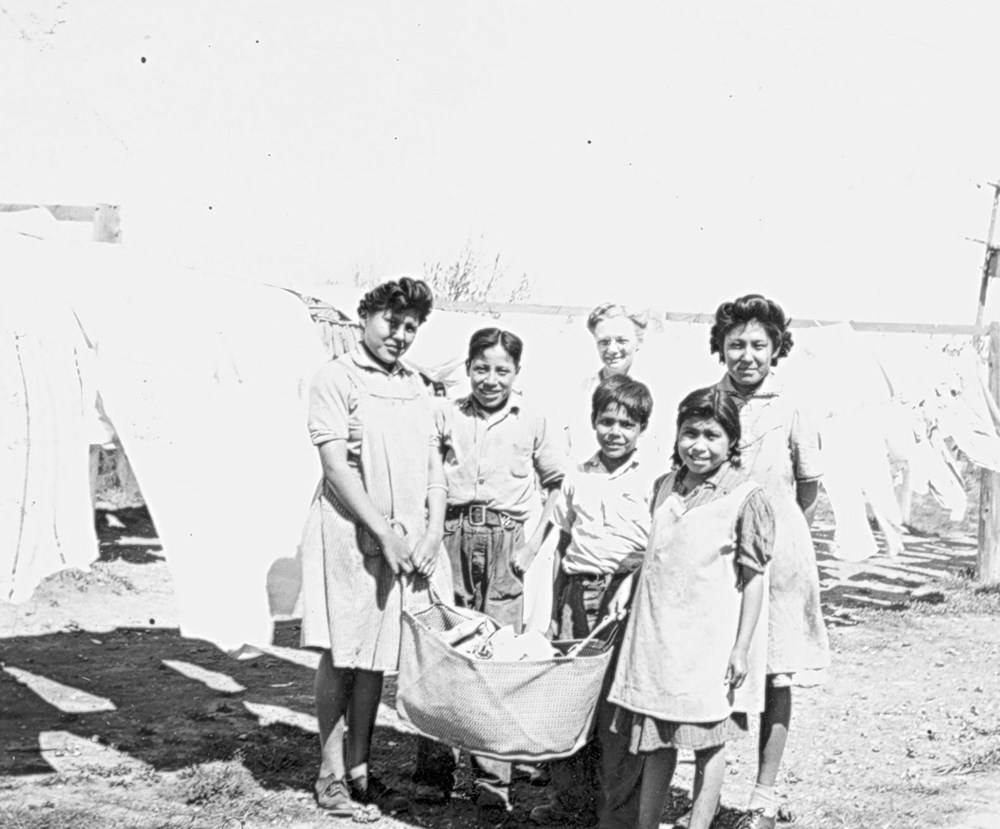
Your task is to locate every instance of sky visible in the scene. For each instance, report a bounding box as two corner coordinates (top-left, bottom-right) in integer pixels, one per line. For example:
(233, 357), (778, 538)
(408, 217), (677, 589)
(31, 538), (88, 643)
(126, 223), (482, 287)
(3, 1), (1000, 323)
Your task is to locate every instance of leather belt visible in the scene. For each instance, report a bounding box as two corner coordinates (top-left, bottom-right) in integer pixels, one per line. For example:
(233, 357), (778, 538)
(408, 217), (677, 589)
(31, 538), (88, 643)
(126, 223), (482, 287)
(445, 504), (517, 528)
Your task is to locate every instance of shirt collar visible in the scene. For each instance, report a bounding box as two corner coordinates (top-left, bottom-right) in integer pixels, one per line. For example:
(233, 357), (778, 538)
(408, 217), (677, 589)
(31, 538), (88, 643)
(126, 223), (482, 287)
(718, 370), (783, 399)
(458, 391), (522, 419)
(350, 344), (412, 377)
(582, 449), (643, 478)
(676, 459), (741, 492)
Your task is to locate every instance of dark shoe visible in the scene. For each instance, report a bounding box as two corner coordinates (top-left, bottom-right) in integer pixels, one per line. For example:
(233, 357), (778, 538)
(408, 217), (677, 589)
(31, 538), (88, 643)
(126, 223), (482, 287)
(414, 782), (450, 804)
(347, 773), (410, 814)
(674, 801), (722, 828)
(314, 775), (355, 816)
(529, 801), (594, 825)
(736, 809), (776, 829)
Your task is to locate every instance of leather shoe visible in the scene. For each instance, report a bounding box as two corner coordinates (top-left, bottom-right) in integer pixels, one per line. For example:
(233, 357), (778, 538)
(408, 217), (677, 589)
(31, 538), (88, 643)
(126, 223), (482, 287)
(314, 776), (355, 816)
(735, 809), (776, 829)
(347, 773), (409, 814)
(674, 801), (721, 828)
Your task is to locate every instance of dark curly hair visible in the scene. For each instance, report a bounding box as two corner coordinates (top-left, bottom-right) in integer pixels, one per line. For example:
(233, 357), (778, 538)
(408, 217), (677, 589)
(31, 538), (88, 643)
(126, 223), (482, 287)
(357, 277), (434, 324)
(670, 386), (742, 469)
(466, 327), (524, 369)
(709, 293), (793, 366)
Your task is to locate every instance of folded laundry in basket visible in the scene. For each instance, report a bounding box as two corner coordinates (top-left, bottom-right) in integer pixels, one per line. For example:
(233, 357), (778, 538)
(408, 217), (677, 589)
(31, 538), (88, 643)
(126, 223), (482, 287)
(472, 625), (561, 662)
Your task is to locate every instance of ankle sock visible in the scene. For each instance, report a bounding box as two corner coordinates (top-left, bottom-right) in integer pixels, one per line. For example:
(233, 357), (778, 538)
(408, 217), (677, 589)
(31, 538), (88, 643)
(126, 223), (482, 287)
(748, 783), (777, 817)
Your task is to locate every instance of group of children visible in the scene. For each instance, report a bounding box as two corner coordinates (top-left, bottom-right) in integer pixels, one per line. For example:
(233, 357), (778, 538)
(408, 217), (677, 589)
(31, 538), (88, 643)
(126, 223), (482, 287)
(304, 281), (829, 829)
(419, 295), (829, 829)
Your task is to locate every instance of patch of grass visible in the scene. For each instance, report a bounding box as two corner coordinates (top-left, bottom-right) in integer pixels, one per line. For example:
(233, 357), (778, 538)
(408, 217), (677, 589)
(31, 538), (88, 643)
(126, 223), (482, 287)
(937, 746), (1000, 776)
(906, 572), (1000, 616)
(0, 806), (93, 829)
(173, 757), (257, 806)
(239, 725), (314, 790)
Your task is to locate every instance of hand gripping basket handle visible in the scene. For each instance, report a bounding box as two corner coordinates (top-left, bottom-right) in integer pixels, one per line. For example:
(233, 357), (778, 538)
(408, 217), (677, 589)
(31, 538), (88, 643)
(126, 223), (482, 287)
(424, 580), (447, 606)
(564, 606), (629, 658)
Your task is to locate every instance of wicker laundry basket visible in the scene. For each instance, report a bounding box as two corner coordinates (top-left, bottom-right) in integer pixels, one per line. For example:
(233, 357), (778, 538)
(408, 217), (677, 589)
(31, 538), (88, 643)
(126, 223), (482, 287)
(396, 600), (618, 763)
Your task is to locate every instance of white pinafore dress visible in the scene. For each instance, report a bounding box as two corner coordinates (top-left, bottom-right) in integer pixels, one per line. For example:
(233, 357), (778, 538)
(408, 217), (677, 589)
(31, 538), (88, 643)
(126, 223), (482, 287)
(608, 475), (769, 732)
(299, 360), (452, 671)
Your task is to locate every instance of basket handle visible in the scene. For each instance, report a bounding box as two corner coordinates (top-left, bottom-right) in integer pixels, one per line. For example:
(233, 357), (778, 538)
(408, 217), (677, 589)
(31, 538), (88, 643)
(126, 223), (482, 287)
(564, 607), (628, 658)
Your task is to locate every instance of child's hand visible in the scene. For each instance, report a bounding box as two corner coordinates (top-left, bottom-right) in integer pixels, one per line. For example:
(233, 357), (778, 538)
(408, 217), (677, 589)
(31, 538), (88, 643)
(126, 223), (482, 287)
(510, 543), (538, 579)
(606, 584), (630, 619)
(410, 533), (440, 578)
(725, 646), (749, 688)
(606, 572), (636, 619)
(379, 531), (414, 577)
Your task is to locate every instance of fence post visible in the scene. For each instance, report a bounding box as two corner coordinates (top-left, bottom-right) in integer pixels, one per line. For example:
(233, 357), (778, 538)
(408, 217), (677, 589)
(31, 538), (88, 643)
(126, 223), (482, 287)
(92, 203), (122, 243)
(978, 321), (1000, 582)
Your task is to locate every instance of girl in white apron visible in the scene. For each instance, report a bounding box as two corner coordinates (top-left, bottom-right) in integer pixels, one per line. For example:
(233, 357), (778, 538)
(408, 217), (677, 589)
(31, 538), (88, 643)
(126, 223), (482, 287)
(607, 387), (774, 829)
(300, 278), (452, 816)
(710, 293), (831, 829)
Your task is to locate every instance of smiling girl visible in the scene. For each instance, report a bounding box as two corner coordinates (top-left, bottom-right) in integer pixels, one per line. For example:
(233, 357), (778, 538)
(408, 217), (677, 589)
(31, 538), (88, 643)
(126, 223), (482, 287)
(607, 388), (774, 829)
(414, 327), (570, 810)
(300, 277), (452, 816)
(711, 294), (830, 829)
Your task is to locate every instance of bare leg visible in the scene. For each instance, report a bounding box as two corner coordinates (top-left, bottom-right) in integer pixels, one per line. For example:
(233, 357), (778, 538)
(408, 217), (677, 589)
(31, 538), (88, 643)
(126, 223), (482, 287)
(345, 669), (384, 775)
(316, 651), (354, 780)
(757, 685), (791, 787)
(636, 748), (677, 829)
(689, 746), (725, 829)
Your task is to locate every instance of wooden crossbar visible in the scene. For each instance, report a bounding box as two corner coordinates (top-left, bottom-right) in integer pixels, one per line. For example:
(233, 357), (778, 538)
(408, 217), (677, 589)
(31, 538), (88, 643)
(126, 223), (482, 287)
(434, 300), (987, 336)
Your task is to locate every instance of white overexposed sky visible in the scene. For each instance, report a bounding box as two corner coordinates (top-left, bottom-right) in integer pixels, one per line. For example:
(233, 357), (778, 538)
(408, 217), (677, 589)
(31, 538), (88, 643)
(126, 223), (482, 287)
(3, 0), (1000, 323)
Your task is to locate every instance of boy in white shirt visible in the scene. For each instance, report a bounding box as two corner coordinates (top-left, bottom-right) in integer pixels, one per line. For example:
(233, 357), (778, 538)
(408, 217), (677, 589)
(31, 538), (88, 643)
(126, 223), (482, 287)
(530, 375), (657, 829)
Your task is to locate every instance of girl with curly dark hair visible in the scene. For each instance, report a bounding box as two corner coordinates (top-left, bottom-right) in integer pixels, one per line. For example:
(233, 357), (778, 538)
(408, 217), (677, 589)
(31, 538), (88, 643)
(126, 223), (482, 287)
(708, 294), (830, 829)
(299, 276), (452, 816)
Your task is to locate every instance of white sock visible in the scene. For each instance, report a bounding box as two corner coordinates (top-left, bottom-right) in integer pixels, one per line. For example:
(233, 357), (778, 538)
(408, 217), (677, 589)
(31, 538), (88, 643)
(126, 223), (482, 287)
(748, 783), (776, 817)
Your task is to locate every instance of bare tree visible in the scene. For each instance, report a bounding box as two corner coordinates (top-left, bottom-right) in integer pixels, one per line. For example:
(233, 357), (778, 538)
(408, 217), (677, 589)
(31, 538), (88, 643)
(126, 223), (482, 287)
(347, 240), (531, 303)
(423, 242), (531, 303)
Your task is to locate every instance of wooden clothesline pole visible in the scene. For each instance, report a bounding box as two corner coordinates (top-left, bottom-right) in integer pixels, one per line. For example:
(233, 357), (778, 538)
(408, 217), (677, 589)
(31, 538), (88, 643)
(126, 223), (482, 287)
(974, 181), (1000, 584)
(978, 323), (1000, 583)
(974, 182), (1000, 328)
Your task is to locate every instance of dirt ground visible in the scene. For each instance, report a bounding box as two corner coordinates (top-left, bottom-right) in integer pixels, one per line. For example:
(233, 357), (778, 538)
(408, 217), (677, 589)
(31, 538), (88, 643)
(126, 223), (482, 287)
(2, 498), (1000, 829)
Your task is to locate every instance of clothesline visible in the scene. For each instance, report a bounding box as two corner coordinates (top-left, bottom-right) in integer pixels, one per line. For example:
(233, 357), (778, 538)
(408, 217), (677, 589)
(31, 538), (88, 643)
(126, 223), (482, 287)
(433, 300), (989, 336)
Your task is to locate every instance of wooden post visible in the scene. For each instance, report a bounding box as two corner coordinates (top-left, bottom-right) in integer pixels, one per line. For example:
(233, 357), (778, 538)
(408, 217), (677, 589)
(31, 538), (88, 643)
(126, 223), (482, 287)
(975, 182), (1000, 328)
(92, 203), (122, 244)
(978, 321), (1000, 582)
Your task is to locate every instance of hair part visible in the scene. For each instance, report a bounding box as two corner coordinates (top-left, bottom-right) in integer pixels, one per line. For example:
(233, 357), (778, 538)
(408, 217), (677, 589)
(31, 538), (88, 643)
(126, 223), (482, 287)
(670, 386), (742, 468)
(591, 375), (653, 430)
(465, 327), (525, 369)
(709, 293), (793, 365)
(357, 277), (434, 324)
(586, 302), (649, 336)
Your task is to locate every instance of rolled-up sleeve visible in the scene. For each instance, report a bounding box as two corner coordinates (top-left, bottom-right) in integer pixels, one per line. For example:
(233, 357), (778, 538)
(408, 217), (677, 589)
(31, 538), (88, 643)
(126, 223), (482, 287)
(734, 487), (775, 572)
(431, 396), (451, 452)
(532, 413), (571, 489)
(790, 404), (823, 482)
(308, 362), (353, 446)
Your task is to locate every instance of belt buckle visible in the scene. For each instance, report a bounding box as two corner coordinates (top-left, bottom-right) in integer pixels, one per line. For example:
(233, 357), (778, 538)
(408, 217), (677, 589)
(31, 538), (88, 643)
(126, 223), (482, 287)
(467, 504), (487, 526)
